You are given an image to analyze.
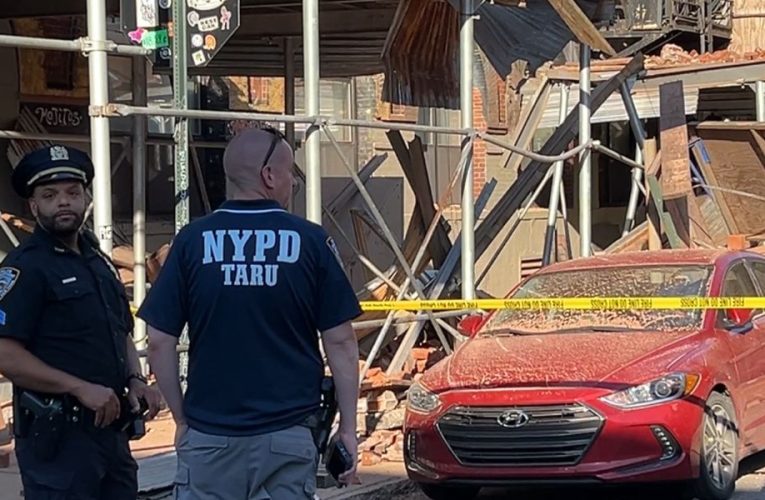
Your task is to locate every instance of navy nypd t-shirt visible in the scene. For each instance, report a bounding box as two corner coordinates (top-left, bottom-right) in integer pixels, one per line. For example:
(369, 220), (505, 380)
(137, 199), (362, 436)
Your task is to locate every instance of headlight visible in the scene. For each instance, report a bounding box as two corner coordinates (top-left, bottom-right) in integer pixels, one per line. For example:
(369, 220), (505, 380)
(406, 382), (441, 413)
(601, 373), (700, 409)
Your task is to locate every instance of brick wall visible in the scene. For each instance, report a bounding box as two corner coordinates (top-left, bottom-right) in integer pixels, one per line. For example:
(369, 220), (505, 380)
(472, 87), (487, 199)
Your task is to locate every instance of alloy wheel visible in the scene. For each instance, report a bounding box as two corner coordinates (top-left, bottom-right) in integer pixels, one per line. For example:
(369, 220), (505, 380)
(703, 403), (737, 490)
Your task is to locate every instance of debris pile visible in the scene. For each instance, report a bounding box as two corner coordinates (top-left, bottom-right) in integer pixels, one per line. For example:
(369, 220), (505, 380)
(356, 346), (445, 465)
(645, 43), (765, 67)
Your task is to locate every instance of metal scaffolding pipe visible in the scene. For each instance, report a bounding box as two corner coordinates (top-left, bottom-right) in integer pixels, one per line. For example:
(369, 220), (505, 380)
(460, 0), (476, 300)
(132, 59), (148, 361)
(592, 142), (645, 171)
(303, 0), (321, 223)
(479, 133), (591, 163)
(0, 33), (150, 56)
(757, 81), (765, 122)
(107, 103), (473, 135)
(620, 81), (647, 236)
(172, 0), (190, 234)
(86, 0), (114, 254)
(543, 84), (570, 266)
(578, 44), (592, 258)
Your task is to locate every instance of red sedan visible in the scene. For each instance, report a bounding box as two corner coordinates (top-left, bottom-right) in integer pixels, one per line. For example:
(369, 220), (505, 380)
(404, 249), (765, 500)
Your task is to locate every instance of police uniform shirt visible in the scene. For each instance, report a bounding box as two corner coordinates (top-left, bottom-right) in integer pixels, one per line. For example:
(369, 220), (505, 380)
(0, 227), (132, 393)
(137, 199), (363, 436)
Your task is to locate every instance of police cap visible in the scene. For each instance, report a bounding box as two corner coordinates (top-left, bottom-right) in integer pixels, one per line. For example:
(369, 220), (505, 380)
(11, 145), (94, 198)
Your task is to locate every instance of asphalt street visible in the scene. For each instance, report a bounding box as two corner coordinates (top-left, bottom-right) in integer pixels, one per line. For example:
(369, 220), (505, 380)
(352, 474), (765, 499)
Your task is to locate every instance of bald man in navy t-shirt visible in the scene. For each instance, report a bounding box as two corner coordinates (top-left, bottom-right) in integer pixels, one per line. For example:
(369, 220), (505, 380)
(139, 127), (362, 499)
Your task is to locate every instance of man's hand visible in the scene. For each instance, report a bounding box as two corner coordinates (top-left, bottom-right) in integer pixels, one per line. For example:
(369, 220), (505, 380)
(127, 378), (163, 420)
(336, 429), (359, 487)
(72, 382), (121, 428)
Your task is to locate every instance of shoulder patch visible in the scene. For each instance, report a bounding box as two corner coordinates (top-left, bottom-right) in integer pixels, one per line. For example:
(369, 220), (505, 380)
(326, 236), (343, 268)
(0, 267), (20, 302)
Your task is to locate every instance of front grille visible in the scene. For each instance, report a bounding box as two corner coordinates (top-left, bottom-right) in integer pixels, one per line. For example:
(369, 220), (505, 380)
(437, 404), (603, 467)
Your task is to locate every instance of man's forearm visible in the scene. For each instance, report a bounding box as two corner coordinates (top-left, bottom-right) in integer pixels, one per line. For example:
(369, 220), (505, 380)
(0, 339), (86, 395)
(322, 323), (360, 434)
(146, 329), (185, 423)
(125, 336), (143, 377)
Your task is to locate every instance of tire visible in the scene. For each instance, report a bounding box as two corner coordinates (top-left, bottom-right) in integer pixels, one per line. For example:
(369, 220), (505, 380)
(688, 391), (739, 500)
(418, 483), (481, 500)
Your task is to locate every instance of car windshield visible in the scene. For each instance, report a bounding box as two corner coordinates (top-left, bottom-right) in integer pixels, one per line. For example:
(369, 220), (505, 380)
(480, 264), (713, 335)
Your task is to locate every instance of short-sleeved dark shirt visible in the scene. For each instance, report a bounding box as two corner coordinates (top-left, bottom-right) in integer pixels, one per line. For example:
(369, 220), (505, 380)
(0, 226), (132, 393)
(137, 199), (362, 436)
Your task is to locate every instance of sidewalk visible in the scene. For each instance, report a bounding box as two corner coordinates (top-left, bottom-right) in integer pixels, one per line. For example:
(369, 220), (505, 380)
(0, 412), (409, 500)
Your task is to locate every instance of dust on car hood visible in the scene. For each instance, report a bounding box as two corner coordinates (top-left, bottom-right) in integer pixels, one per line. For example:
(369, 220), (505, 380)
(419, 330), (699, 393)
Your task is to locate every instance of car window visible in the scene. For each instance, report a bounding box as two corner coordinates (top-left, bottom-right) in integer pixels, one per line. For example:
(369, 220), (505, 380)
(748, 261), (765, 295)
(719, 261), (760, 321)
(479, 264), (712, 334)
(721, 262), (757, 297)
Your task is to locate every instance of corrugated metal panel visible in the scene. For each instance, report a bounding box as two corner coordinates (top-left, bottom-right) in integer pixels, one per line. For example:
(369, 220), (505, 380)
(522, 61), (765, 127)
(526, 81), (700, 128)
(384, 0), (614, 108)
(445, 0), (611, 77)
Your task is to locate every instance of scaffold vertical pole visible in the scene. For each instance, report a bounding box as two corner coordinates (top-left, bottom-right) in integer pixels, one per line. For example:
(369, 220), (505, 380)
(460, 0), (476, 299)
(173, 0), (189, 234)
(543, 83), (570, 266)
(578, 43), (592, 258)
(303, 0), (321, 223)
(132, 57), (148, 366)
(86, 0), (114, 254)
(757, 81), (765, 122)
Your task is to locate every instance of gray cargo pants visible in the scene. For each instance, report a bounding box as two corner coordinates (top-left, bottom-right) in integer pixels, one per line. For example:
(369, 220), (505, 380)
(173, 424), (318, 500)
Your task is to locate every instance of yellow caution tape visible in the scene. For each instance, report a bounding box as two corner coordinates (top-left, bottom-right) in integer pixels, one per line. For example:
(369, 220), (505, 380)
(357, 297), (764, 311)
(131, 297), (765, 315)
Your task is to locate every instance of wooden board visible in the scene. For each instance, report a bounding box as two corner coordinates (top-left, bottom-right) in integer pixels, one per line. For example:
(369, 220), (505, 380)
(546, 0), (616, 56)
(644, 139), (662, 250)
(696, 128), (765, 235)
(659, 81), (693, 200)
(604, 220), (648, 254)
(690, 139), (737, 235)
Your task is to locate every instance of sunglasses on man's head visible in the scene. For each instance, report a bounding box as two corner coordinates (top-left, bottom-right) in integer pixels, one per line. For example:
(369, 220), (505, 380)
(260, 126), (287, 169)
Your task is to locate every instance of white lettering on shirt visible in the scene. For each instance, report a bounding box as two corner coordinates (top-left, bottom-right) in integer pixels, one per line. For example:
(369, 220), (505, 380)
(202, 228), (301, 287)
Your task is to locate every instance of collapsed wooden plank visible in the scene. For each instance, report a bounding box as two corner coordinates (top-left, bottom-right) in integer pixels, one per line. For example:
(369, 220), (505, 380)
(328, 154), (387, 216)
(695, 124), (765, 235)
(604, 221), (648, 253)
(386, 131), (451, 270)
(546, 0), (616, 56)
(659, 80), (692, 247)
(474, 53), (646, 262)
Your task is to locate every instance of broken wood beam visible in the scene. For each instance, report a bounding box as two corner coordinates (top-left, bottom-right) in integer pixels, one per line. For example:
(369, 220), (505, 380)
(659, 81), (692, 247)
(644, 139), (662, 250)
(474, 53), (646, 262)
(328, 154), (387, 216)
(546, 0), (616, 56)
(386, 131), (451, 270)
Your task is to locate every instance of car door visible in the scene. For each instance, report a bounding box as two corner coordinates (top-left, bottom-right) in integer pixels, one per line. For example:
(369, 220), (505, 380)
(741, 258), (765, 446)
(717, 260), (764, 448)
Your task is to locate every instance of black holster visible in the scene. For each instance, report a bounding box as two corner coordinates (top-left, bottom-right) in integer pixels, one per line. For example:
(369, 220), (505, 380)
(13, 390), (67, 462)
(304, 376), (337, 455)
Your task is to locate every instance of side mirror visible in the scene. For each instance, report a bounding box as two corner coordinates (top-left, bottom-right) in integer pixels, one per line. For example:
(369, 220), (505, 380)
(722, 308), (755, 334)
(457, 314), (484, 337)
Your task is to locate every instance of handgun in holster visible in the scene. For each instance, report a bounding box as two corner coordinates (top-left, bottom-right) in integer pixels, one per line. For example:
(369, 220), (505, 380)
(313, 376), (338, 455)
(13, 390), (66, 461)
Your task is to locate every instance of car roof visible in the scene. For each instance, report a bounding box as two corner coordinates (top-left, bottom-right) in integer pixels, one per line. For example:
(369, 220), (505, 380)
(534, 248), (765, 276)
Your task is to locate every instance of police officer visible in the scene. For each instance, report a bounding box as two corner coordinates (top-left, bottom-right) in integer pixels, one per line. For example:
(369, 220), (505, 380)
(0, 145), (162, 499)
(140, 127), (362, 499)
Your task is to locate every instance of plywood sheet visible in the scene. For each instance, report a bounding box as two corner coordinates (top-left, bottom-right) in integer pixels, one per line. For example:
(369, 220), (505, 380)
(696, 128), (765, 235)
(659, 81), (692, 199)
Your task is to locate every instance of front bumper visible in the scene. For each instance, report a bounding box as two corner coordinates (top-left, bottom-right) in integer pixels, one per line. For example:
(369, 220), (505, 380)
(404, 387), (704, 485)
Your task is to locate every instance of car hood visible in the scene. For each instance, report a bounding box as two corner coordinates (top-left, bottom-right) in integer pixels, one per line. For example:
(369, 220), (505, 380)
(420, 330), (700, 393)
